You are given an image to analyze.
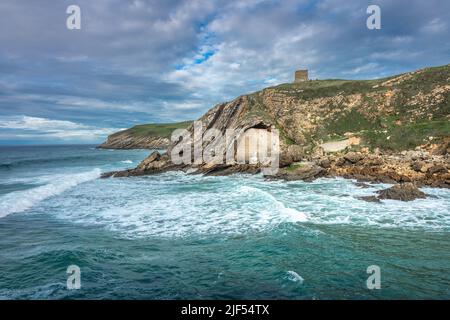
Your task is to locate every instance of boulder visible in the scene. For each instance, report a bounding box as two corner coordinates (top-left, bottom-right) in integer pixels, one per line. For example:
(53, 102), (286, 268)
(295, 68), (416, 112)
(344, 152), (364, 164)
(376, 183), (427, 201)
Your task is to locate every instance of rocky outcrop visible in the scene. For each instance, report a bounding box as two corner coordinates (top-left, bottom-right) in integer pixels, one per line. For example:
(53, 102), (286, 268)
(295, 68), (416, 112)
(99, 121), (191, 149)
(102, 64), (449, 187)
(101, 151), (184, 178)
(357, 183), (429, 202)
(321, 151), (449, 188)
(376, 183), (427, 201)
(99, 133), (170, 149)
(269, 162), (327, 181)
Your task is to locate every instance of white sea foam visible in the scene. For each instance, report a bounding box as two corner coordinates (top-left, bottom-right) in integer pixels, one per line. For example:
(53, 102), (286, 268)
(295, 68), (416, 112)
(0, 168), (101, 218)
(286, 271), (304, 284)
(14, 171), (450, 238)
(120, 160), (133, 164)
(41, 174), (311, 238)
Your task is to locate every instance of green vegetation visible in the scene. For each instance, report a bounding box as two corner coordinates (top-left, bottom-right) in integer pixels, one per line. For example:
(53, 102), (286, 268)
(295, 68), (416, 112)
(271, 63), (450, 151)
(286, 162), (305, 171)
(362, 120), (450, 151)
(274, 79), (378, 100)
(323, 109), (376, 135)
(111, 121), (192, 139)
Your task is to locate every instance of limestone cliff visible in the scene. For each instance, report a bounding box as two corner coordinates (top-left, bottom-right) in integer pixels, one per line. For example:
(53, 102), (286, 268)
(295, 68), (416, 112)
(169, 64), (449, 167)
(103, 64), (450, 188)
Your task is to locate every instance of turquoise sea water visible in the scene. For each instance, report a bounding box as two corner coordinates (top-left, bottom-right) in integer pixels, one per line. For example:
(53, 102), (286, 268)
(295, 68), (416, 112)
(0, 145), (449, 299)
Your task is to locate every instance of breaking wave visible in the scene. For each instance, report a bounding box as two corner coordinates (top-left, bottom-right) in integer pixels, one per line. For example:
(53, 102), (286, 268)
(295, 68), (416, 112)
(0, 169), (101, 218)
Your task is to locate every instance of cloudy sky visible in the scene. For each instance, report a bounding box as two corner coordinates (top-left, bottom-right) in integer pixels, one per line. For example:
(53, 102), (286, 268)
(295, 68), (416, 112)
(0, 0), (449, 145)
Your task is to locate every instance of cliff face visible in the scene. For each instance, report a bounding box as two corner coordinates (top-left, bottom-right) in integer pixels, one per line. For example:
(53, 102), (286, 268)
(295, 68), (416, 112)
(99, 132), (170, 149)
(169, 64), (449, 166)
(103, 64), (450, 188)
(99, 121), (192, 149)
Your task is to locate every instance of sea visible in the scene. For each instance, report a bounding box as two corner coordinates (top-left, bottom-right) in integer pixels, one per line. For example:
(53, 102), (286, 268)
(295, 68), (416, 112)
(0, 145), (449, 299)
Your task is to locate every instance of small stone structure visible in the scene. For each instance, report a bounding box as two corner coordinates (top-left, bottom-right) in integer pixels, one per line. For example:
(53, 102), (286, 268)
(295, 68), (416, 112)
(294, 69), (308, 82)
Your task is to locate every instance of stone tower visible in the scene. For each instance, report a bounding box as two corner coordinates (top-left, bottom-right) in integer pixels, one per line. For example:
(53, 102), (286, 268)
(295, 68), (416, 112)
(294, 69), (308, 82)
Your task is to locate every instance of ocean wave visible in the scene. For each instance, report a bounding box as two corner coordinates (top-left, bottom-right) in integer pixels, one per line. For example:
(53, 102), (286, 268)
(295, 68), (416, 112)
(42, 177), (310, 239)
(120, 160), (133, 164)
(0, 168), (101, 218)
(286, 271), (304, 284)
(14, 172), (450, 238)
(0, 155), (88, 170)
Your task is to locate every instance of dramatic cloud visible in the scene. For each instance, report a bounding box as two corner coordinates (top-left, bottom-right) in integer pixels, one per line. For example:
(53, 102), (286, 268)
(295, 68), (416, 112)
(0, 0), (449, 144)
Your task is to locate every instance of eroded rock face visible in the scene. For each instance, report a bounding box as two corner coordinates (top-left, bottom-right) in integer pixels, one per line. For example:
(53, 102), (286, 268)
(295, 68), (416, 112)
(99, 133), (170, 149)
(101, 151), (183, 178)
(376, 183), (427, 201)
(101, 65), (450, 186)
(167, 95), (282, 174)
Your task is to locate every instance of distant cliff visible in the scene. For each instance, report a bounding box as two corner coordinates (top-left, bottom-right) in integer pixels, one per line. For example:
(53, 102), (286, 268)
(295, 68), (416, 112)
(99, 121), (192, 149)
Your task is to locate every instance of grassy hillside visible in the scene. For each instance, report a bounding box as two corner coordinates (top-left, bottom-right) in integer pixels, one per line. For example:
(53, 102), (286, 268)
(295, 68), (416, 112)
(110, 121), (192, 139)
(256, 64), (450, 152)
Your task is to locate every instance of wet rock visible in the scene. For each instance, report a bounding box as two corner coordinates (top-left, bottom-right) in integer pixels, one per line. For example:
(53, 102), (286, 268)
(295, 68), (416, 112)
(273, 163), (327, 181)
(376, 183), (427, 201)
(202, 164), (261, 176)
(358, 195), (381, 203)
(354, 182), (372, 188)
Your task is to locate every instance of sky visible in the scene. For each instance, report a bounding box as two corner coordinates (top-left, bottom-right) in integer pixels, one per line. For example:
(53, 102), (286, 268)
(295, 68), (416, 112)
(0, 0), (449, 145)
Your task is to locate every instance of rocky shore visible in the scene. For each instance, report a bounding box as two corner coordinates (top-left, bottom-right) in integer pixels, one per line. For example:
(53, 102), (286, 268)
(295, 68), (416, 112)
(274, 145), (450, 188)
(101, 64), (449, 201)
(102, 141), (449, 201)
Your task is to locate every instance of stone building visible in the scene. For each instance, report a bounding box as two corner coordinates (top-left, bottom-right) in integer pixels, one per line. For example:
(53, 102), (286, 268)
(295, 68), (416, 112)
(294, 69), (308, 82)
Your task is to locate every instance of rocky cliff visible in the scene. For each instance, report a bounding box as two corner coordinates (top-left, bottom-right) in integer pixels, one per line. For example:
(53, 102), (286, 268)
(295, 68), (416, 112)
(99, 121), (191, 149)
(103, 64), (450, 188)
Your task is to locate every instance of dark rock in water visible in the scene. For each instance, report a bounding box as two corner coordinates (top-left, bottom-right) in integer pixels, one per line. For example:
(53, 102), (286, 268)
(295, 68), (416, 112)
(272, 163), (326, 181)
(376, 183), (427, 201)
(101, 150), (183, 178)
(100, 171), (117, 178)
(358, 195), (381, 203)
(354, 182), (372, 188)
(202, 164), (261, 176)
